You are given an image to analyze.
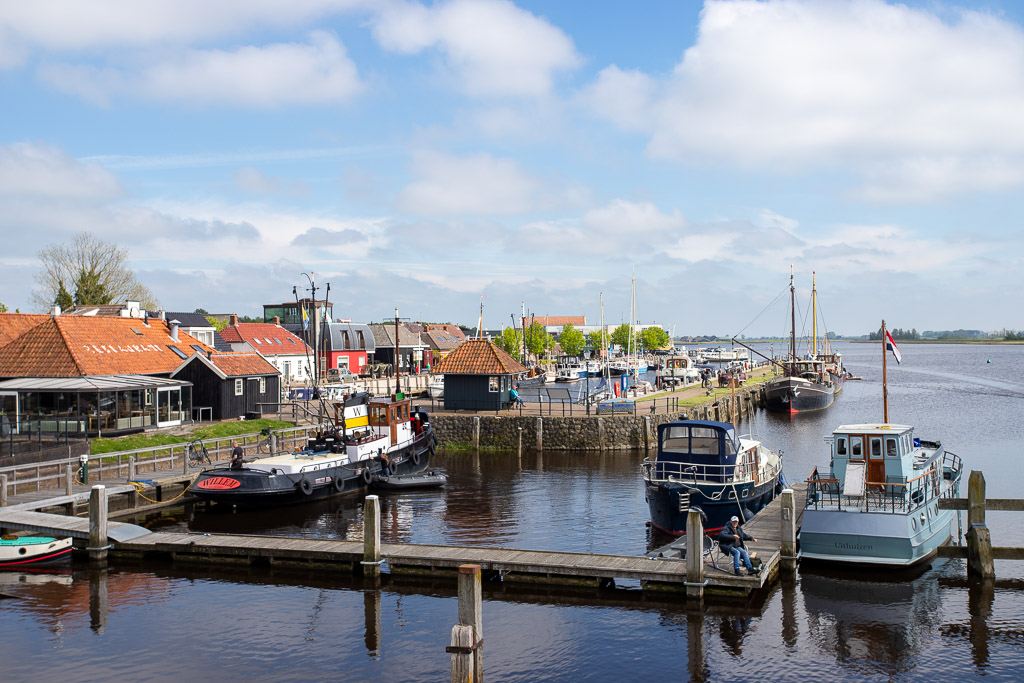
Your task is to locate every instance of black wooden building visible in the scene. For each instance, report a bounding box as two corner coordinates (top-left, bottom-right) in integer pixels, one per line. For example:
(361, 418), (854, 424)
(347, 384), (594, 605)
(171, 352), (280, 420)
(432, 339), (527, 411)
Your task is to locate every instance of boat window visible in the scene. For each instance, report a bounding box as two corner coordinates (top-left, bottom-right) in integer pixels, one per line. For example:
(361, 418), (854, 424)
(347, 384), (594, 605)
(886, 438), (898, 457)
(661, 425), (690, 453)
(370, 404), (388, 426)
(870, 438), (883, 459)
(836, 437), (847, 456)
(851, 440), (862, 459)
(690, 427), (719, 455)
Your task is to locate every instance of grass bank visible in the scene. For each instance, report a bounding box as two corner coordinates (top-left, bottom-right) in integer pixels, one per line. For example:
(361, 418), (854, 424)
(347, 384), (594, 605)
(90, 418), (294, 455)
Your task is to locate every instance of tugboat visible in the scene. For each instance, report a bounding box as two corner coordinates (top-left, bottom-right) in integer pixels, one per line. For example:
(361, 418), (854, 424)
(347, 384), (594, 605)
(188, 391), (435, 507)
(0, 535), (73, 568)
(800, 319), (964, 566)
(641, 420), (783, 535)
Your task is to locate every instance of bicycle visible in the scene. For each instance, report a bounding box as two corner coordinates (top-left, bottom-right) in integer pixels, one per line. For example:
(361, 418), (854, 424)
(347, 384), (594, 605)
(257, 428), (274, 454)
(187, 438), (212, 467)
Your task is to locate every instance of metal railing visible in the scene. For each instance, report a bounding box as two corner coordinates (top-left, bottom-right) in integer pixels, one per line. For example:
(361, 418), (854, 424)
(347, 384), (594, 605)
(641, 449), (782, 487)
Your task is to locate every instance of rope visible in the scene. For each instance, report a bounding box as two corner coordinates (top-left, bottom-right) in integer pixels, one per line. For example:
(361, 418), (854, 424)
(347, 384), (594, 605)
(127, 474), (200, 504)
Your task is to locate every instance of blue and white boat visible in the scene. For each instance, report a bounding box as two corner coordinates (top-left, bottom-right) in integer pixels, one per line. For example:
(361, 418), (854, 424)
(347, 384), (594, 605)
(801, 423), (963, 566)
(641, 420), (784, 535)
(799, 319), (965, 567)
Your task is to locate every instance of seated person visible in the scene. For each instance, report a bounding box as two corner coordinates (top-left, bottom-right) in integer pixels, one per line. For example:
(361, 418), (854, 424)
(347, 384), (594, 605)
(718, 516), (759, 576)
(510, 384), (525, 406)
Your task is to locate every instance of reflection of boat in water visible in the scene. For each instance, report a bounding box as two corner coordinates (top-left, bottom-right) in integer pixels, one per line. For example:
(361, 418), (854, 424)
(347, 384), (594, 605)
(0, 536), (73, 568)
(801, 320), (964, 567)
(188, 391), (435, 507)
(801, 569), (941, 668)
(641, 420), (783, 535)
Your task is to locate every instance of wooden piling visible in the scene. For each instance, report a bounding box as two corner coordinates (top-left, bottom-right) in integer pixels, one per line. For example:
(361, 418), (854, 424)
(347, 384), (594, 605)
(88, 485), (108, 565)
(0, 473), (7, 507)
(449, 624), (475, 683)
(967, 471), (995, 579)
(685, 509), (705, 603)
(536, 417), (543, 452)
(598, 417), (606, 452)
(643, 415), (651, 452)
(65, 464), (73, 496)
(128, 457), (138, 509)
(472, 417), (480, 452)
(780, 489), (797, 573)
(456, 563), (483, 682)
(363, 494), (382, 578)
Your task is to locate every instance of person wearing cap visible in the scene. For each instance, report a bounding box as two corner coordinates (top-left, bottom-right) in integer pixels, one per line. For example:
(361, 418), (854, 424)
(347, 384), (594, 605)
(718, 515), (758, 576)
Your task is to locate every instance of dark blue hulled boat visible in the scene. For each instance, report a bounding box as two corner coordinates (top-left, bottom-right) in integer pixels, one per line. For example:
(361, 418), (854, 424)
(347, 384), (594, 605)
(641, 420), (784, 535)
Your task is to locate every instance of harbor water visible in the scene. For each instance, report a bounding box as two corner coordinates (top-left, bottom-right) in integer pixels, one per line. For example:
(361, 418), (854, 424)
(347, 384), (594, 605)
(3, 342), (1024, 681)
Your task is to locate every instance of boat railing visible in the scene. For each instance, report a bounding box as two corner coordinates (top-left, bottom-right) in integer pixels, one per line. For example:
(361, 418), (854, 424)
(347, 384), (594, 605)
(642, 450), (779, 486)
(807, 451), (964, 513)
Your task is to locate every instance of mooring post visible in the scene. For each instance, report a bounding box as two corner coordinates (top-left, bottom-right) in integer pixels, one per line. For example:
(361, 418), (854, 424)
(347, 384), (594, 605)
(517, 426), (523, 460)
(181, 444), (188, 474)
(128, 456), (138, 509)
(966, 470), (994, 579)
(65, 463), (73, 496)
(597, 417), (605, 453)
(362, 494), (382, 578)
(452, 563), (483, 682)
(270, 433), (278, 455)
(535, 417), (543, 452)
(88, 484), (109, 565)
(685, 508), (705, 603)
(0, 473), (7, 507)
(472, 417), (480, 452)
(643, 415), (651, 452)
(780, 488), (797, 573)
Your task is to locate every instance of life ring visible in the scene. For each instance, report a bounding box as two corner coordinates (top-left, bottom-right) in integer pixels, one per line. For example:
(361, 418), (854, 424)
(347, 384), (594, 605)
(333, 475), (345, 493)
(299, 477), (313, 495)
(362, 468), (373, 485)
(412, 451), (421, 467)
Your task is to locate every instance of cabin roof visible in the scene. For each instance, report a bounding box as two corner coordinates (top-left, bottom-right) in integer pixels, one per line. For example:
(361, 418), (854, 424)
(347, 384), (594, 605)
(833, 423), (913, 435)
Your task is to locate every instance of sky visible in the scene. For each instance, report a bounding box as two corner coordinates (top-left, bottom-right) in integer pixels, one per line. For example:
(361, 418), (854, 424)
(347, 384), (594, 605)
(1, 0), (1023, 338)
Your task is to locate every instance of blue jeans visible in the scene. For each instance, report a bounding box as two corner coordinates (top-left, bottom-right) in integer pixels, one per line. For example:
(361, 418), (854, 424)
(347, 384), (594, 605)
(727, 545), (753, 570)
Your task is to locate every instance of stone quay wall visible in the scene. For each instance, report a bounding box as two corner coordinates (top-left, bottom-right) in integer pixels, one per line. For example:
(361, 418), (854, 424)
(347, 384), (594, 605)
(432, 386), (765, 451)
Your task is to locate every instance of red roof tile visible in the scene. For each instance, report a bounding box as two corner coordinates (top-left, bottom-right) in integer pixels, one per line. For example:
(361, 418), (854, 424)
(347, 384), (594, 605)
(207, 352), (279, 377)
(0, 313), (49, 349)
(533, 316), (585, 327)
(221, 323), (311, 353)
(433, 339), (528, 375)
(0, 316), (215, 377)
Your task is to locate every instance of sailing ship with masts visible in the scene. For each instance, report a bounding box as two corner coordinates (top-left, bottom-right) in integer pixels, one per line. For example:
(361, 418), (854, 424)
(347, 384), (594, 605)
(738, 269), (846, 414)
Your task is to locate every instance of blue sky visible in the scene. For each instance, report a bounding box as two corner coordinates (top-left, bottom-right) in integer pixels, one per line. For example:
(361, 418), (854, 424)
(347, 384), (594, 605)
(1, 0), (1022, 337)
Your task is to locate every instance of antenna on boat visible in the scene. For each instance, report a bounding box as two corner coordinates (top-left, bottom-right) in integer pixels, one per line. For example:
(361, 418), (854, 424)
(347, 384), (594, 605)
(812, 271), (817, 358)
(882, 318), (889, 424)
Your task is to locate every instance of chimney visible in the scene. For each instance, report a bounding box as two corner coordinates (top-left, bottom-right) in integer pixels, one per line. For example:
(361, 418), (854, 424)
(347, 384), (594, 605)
(207, 350), (213, 360)
(158, 309), (166, 321)
(229, 314), (239, 327)
(273, 316), (280, 325)
(169, 319), (180, 342)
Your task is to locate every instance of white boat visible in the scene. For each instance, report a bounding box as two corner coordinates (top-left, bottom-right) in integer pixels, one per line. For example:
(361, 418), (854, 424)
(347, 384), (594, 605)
(428, 375), (444, 399)
(660, 354), (700, 385)
(554, 357), (586, 382)
(1, 536), (73, 568)
(701, 347), (749, 362)
(799, 319), (964, 567)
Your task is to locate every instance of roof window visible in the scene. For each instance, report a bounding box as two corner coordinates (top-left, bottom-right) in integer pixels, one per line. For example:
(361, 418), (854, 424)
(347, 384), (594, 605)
(168, 346), (188, 359)
(254, 338), (262, 344)
(130, 328), (143, 336)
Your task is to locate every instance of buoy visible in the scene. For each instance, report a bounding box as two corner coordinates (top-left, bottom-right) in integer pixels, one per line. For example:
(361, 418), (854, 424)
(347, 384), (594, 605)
(987, 359), (991, 363)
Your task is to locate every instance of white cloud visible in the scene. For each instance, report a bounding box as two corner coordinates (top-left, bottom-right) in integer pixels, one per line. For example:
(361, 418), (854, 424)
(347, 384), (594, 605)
(397, 151), (589, 215)
(583, 0), (1024, 201)
(39, 31), (362, 107)
(0, 1), (366, 53)
(0, 142), (121, 199)
(372, 0), (581, 97)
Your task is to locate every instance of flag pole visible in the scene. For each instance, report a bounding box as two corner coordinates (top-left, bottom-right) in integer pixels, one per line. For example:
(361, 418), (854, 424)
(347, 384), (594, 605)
(882, 319), (888, 424)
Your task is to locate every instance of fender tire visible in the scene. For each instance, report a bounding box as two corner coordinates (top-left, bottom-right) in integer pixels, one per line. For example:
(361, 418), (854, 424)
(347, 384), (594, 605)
(362, 468), (373, 486)
(299, 477), (313, 496)
(333, 475), (345, 493)
(412, 451), (421, 467)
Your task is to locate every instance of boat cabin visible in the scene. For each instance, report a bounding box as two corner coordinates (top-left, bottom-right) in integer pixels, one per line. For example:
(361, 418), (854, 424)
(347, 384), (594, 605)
(655, 420), (739, 483)
(826, 423), (933, 494)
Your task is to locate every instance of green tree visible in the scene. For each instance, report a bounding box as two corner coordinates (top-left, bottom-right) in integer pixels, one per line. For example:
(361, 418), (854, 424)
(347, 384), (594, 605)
(55, 280), (73, 310)
(586, 330), (606, 351)
(73, 266), (110, 305)
(559, 323), (585, 356)
(525, 321), (552, 357)
(496, 326), (524, 357)
(640, 326), (670, 351)
(610, 323), (636, 350)
(206, 315), (228, 332)
(0, 301), (6, 313)
(31, 232), (158, 312)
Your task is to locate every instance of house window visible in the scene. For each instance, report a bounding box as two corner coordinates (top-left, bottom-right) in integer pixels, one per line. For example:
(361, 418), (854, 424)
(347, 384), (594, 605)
(259, 378), (266, 394)
(235, 379), (243, 396)
(488, 376), (499, 392)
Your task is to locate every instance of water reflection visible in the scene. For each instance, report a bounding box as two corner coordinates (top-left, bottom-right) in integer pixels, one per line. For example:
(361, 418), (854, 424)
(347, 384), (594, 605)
(801, 567), (942, 673)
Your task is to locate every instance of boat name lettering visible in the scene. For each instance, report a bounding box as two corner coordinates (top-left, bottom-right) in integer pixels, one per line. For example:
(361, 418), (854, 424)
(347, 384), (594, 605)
(834, 542), (873, 550)
(196, 477), (242, 490)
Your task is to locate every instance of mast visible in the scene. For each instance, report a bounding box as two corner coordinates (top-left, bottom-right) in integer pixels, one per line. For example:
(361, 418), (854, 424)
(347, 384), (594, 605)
(812, 271), (817, 357)
(882, 318), (888, 423)
(395, 307), (401, 396)
(789, 266), (796, 376)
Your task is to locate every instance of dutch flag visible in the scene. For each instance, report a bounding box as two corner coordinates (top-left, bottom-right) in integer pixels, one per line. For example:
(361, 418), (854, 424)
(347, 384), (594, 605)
(885, 329), (902, 365)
